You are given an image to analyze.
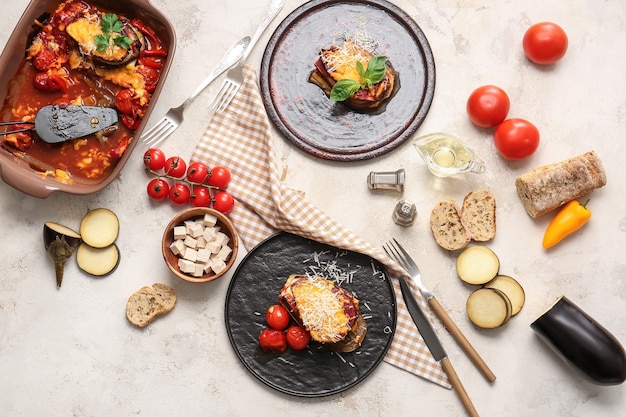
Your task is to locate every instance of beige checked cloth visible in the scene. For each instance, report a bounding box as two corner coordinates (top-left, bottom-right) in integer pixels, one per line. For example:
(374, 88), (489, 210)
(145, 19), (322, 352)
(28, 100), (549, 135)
(192, 66), (450, 389)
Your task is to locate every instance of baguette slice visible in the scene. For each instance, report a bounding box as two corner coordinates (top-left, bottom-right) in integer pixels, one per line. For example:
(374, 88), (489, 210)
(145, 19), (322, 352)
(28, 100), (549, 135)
(461, 190), (496, 242)
(430, 200), (471, 251)
(126, 283), (176, 328)
(515, 151), (607, 218)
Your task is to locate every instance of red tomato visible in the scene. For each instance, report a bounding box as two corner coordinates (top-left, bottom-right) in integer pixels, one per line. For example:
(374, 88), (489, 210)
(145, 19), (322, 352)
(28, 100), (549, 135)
(212, 191), (235, 214)
(208, 166), (231, 189)
(466, 85), (510, 128)
(168, 182), (191, 205)
(186, 161), (210, 184)
(258, 328), (287, 354)
(164, 156), (187, 179)
(143, 148), (166, 171)
(493, 118), (540, 160)
(146, 178), (169, 200)
(523, 22), (568, 65)
(115, 89), (135, 115)
(190, 186), (211, 207)
(285, 325), (311, 351)
(265, 305), (290, 330)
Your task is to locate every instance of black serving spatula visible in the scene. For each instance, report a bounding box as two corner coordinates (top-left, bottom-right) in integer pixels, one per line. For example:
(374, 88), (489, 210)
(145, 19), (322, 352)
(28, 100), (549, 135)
(0, 105), (119, 144)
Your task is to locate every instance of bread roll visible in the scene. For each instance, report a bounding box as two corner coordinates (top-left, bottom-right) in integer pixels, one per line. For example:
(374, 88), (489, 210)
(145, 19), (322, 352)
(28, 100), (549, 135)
(126, 283), (176, 328)
(461, 190), (496, 242)
(430, 200), (471, 251)
(515, 151), (607, 218)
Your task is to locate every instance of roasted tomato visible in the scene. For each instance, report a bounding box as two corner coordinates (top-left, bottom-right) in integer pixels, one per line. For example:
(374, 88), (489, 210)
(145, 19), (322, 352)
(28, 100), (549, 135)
(265, 305), (290, 331)
(33, 73), (67, 93)
(258, 328), (287, 354)
(286, 325), (311, 351)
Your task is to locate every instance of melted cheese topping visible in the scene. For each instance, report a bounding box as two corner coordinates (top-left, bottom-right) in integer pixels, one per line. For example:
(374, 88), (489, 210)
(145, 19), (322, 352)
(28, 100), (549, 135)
(291, 277), (352, 343)
(321, 40), (372, 83)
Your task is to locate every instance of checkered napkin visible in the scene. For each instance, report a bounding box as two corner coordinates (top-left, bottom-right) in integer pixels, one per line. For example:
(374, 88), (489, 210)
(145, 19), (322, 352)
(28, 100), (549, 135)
(192, 66), (450, 389)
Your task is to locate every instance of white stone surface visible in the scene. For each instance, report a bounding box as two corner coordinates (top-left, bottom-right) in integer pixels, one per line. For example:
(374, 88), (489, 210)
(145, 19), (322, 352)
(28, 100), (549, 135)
(1, 0), (625, 416)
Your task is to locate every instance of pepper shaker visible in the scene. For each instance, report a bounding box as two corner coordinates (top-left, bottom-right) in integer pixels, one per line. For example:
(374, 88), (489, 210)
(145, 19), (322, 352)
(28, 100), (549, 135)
(393, 200), (417, 226)
(367, 169), (405, 192)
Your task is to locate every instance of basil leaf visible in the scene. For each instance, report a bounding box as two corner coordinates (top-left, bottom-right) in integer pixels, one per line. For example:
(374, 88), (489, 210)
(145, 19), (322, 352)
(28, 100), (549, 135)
(330, 79), (360, 102)
(356, 61), (366, 81)
(364, 56), (388, 85)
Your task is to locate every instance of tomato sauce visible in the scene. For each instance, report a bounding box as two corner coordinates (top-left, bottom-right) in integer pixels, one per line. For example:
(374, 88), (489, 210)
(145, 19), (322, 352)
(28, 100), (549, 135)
(0, 0), (167, 184)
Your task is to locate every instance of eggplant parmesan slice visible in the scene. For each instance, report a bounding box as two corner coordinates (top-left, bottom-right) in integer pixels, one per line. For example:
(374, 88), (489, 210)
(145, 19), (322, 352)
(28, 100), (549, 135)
(309, 40), (397, 111)
(279, 274), (367, 351)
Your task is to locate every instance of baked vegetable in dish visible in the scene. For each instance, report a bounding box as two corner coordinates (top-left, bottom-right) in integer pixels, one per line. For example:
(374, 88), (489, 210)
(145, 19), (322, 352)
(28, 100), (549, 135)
(278, 274), (367, 352)
(309, 39), (397, 111)
(531, 296), (626, 385)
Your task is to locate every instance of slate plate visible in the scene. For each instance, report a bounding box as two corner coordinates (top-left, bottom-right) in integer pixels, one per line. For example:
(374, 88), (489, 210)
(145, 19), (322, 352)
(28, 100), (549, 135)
(225, 232), (397, 397)
(259, 0), (436, 161)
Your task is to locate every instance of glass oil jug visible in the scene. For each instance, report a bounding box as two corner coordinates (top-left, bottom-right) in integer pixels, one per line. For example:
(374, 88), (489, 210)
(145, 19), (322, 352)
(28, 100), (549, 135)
(413, 132), (486, 177)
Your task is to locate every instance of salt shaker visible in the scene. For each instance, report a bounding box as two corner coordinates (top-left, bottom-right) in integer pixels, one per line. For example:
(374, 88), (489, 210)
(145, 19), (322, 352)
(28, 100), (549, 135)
(393, 200), (417, 226)
(367, 169), (405, 192)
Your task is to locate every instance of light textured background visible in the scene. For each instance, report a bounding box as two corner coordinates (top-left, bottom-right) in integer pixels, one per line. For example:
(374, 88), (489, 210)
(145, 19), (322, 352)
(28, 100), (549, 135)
(1, 0), (625, 416)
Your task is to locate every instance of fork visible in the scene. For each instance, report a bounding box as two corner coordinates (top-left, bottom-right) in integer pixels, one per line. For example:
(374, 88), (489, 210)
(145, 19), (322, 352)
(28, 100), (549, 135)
(383, 238), (497, 383)
(140, 36), (250, 148)
(209, 0), (286, 114)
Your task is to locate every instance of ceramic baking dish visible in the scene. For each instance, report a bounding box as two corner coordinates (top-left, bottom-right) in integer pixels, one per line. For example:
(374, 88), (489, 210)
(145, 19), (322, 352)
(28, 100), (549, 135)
(0, 0), (175, 198)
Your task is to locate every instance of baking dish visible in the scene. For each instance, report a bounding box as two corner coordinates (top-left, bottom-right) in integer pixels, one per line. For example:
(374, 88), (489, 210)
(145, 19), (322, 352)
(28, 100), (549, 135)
(0, 0), (175, 198)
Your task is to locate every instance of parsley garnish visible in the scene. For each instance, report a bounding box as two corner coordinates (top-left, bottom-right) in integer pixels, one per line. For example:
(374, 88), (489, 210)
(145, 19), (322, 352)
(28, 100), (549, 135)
(95, 13), (132, 52)
(330, 56), (388, 102)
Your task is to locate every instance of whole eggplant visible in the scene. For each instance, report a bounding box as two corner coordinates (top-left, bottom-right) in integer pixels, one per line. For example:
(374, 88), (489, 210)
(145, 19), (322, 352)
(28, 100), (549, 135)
(531, 296), (626, 385)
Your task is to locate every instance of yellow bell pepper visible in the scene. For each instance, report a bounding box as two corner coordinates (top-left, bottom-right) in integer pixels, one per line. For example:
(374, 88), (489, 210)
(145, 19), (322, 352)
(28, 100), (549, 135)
(542, 199), (591, 249)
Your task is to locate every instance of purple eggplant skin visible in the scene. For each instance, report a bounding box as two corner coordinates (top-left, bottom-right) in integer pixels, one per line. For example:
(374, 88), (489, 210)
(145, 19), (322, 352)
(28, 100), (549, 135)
(531, 296), (626, 385)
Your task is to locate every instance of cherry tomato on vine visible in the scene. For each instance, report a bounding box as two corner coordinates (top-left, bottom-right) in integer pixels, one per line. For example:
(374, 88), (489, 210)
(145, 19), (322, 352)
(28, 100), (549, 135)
(208, 166), (231, 189)
(164, 156), (187, 179)
(466, 85), (510, 128)
(212, 191), (235, 214)
(143, 148), (166, 171)
(285, 325), (311, 351)
(146, 178), (169, 200)
(186, 161), (210, 184)
(190, 186), (211, 207)
(523, 22), (568, 65)
(169, 182), (191, 205)
(258, 328), (287, 354)
(265, 305), (290, 330)
(493, 118), (540, 160)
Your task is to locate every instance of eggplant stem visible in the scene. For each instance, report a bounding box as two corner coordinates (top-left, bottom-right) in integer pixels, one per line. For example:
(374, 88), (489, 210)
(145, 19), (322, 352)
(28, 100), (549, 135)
(46, 236), (76, 288)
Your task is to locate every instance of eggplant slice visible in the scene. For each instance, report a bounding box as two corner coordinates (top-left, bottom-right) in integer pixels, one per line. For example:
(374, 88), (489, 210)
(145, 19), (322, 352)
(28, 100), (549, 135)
(76, 243), (120, 277)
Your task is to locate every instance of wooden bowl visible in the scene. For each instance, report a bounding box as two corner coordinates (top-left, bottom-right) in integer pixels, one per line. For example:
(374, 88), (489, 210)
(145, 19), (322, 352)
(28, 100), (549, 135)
(162, 208), (238, 283)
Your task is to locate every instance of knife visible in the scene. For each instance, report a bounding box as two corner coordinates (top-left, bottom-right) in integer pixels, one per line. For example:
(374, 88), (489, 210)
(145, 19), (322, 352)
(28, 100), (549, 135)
(399, 277), (480, 417)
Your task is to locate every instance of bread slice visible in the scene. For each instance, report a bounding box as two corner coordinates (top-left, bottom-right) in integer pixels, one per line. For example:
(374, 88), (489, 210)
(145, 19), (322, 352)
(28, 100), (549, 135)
(430, 200), (471, 251)
(126, 283), (176, 328)
(461, 190), (496, 242)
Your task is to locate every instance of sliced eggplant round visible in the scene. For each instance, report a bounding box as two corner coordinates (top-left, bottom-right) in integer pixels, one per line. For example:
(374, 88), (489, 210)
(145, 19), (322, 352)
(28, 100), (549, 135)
(80, 208), (119, 248)
(466, 287), (512, 329)
(531, 296), (626, 385)
(484, 275), (525, 316)
(43, 221), (82, 288)
(456, 245), (500, 285)
(76, 242), (120, 277)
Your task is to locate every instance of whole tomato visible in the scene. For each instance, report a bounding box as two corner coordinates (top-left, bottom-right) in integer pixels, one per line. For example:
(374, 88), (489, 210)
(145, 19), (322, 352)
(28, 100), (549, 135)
(285, 325), (311, 351)
(208, 166), (231, 189)
(523, 22), (568, 65)
(265, 305), (290, 331)
(144, 148), (166, 171)
(190, 186), (211, 207)
(466, 85), (510, 128)
(115, 89), (135, 116)
(258, 328), (287, 354)
(212, 191), (235, 214)
(146, 178), (169, 200)
(169, 182), (191, 205)
(493, 118), (540, 160)
(186, 161), (211, 184)
(164, 156), (187, 179)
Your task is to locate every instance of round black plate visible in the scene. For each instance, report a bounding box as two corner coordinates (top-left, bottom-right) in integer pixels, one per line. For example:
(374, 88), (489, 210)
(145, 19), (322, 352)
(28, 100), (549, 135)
(259, 0), (436, 161)
(225, 232), (397, 397)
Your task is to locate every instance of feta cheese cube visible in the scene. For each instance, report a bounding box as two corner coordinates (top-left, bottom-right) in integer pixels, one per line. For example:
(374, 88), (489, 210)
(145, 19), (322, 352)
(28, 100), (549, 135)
(188, 222), (204, 238)
(206, 241), (221, 254)
(178, 258), (196, 273)
(169, 239), (186, 256)
(212, 232), (228, 246)
(183, 248), (198, 262)
(203, 262), (213, 274)
(173, 225), (187, 240)
(210, 257), (227, 274)
(196, 248), (211, 263)
(203, 213), (218, 227)
(202, 226), (217, 242)
(195, 236), (207, 249)
(192, 263), (205, 277)
(216, 245), (232, 261)
(183, 235), (198, 249)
